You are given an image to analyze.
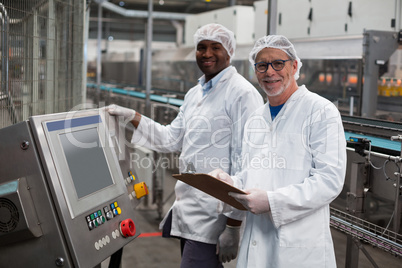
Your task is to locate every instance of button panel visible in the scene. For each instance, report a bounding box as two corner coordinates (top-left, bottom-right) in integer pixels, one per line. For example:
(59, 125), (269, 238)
(86, 201), (122, 231)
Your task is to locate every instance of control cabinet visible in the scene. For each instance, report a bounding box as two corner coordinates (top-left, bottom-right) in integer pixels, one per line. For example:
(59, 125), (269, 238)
(0, 109), (141, 267)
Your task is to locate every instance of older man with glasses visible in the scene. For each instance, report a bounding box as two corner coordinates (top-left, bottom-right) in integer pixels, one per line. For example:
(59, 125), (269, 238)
(210, 35), (347, 267)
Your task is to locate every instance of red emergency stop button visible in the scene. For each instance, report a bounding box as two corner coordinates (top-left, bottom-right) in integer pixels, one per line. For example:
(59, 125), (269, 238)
(120, 219), (136, 238)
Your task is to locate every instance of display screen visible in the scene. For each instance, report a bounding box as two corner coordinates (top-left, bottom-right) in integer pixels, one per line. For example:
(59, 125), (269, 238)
(59, 128), (114, 199)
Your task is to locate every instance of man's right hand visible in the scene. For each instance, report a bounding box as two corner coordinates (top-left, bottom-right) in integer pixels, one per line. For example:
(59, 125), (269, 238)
(229, 189), (270, 214)
(106, 104), (136, 122)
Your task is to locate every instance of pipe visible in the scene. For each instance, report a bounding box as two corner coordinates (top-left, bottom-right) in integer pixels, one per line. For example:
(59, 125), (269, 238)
(267, 0), (278, 35)
(145, 0), (153, 117)
(391, 135), (402, 233)
(96, 3), (102, 104)
(395, 0), (401, 31)
(171, 20), (183, 47)
(349, 96), (354, 116)
(94, 0), (188, 20)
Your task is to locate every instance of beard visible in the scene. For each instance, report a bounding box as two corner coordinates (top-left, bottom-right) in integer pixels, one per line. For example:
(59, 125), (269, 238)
(259, 76), (291, 97)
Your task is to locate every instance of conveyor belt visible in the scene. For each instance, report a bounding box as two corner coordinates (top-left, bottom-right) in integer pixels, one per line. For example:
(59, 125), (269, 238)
(342, 115), (402, 130)
(87, 83), (184, 107)
(87, 83), (402, 154)
(345, 131), (401, 152)
(342, 115), (402, 140)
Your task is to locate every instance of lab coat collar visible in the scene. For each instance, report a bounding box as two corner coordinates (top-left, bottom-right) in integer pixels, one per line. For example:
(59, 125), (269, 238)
(199, 66), (232, 87)
(287, 84), (308, 103)
(198, 66), (236, 92)
(196, 66), (237, 103)
(266, 85), (308, 123)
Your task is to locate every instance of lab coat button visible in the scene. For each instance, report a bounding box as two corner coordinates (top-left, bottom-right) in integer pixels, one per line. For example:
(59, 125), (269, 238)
(252, 241), (257, 246)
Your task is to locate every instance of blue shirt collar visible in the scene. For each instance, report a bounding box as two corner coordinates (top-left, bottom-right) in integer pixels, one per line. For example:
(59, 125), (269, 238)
(199, 66), (231, 96)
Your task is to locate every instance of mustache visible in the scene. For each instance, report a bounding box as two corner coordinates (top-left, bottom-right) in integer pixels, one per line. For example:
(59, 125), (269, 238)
(261, 78), (281, 83)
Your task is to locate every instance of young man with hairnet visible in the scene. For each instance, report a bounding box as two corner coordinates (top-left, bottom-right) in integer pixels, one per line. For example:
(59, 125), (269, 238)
(210, 35), (347, 267)
(107, 23), (263, 267)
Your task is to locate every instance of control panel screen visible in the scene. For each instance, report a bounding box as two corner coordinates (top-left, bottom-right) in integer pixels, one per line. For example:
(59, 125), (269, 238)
(38, 113), (125, 218)
(59, 127), (114, 199)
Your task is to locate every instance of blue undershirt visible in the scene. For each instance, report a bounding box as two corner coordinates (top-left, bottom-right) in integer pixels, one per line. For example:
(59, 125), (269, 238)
(269, 103), (284, 120)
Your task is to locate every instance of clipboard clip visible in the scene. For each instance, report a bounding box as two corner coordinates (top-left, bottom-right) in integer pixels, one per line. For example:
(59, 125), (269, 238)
(184, 162), (196, 174)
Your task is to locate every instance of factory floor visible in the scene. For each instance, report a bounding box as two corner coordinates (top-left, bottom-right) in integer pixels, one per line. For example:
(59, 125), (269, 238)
(101, 171), (401, 268)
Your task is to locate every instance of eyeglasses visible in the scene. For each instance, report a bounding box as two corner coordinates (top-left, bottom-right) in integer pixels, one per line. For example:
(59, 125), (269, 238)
(254, 59), (292, 73)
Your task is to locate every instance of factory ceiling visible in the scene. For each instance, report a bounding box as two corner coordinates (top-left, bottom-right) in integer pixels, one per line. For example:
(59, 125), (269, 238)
(88, 0), (264, 42)
(97, 0), (261, 14)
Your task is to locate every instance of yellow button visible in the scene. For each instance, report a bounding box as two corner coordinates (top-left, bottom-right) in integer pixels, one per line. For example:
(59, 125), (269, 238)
(116, 207), (122, 215)
(114, 202), (118, 207)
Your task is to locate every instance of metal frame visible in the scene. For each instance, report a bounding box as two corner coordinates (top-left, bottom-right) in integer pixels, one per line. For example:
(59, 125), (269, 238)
(0, 3), (18, 124)
(361, 30), (399, 118)
(331, 207), (402, 257)
(1, 0), (86, 128)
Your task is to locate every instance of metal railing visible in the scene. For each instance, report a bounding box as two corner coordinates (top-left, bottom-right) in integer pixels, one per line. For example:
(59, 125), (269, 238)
(330, 207), (402, 257)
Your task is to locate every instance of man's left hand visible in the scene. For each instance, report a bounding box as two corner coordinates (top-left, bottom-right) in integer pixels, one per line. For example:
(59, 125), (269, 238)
(216, 225), (240, 263)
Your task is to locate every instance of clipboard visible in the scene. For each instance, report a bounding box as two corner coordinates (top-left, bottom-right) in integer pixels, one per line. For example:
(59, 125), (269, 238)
(172, 173), (247, 210)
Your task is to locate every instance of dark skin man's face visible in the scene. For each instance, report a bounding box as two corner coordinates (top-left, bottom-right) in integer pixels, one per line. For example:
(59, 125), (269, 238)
(196, 40), (230, 82)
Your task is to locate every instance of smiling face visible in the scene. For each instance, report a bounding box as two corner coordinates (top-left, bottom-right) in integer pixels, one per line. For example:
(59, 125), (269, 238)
(254, 48), (298, 106)
(196, 40), (231, 82)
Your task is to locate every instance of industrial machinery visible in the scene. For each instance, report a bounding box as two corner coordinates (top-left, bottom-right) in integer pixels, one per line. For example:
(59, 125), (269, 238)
(88, 80), (402, 267)
(331, 116), (402, 266)
(0, 108), (146, 267)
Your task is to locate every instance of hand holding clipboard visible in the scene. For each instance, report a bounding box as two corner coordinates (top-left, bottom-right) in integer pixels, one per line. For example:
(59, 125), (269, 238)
(172, 173), (247, 210)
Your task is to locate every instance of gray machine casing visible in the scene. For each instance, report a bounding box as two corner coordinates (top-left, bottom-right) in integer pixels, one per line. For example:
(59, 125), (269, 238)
(0, 109), (140, 267)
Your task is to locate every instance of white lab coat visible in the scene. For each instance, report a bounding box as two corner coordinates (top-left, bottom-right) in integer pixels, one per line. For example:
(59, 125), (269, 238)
(132, 66), (264, 243)
(232, 85), (346, 267)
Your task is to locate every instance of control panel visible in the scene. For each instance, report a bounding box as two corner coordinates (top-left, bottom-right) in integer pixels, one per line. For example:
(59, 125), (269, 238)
(0, 109), (148, 267)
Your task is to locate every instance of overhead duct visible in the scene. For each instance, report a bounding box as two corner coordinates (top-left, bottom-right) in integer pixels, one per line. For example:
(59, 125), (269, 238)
(94, 0), (189, 20)
(171, 20), (184, 46)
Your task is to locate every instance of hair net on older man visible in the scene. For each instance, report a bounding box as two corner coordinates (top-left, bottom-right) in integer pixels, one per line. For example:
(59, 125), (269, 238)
(249, 35), (303, 80)
(193, 23), (236, 61)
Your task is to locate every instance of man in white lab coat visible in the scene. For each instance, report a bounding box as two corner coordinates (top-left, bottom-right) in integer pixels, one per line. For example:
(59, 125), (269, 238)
(107, 23), (263, 267)
(210, 35), (347, 267)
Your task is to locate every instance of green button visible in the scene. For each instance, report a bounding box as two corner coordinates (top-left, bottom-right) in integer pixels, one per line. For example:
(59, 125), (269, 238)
(98, 210), (102, 216)
(90, 214), (95, 220)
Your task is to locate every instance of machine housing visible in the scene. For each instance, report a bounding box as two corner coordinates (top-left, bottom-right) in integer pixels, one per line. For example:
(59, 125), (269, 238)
(0, 109), (140, 267)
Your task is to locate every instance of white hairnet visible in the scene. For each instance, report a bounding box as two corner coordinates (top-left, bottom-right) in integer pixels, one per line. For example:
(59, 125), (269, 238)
(193, 23), (236, 61)
(249, 35), (302, 80)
